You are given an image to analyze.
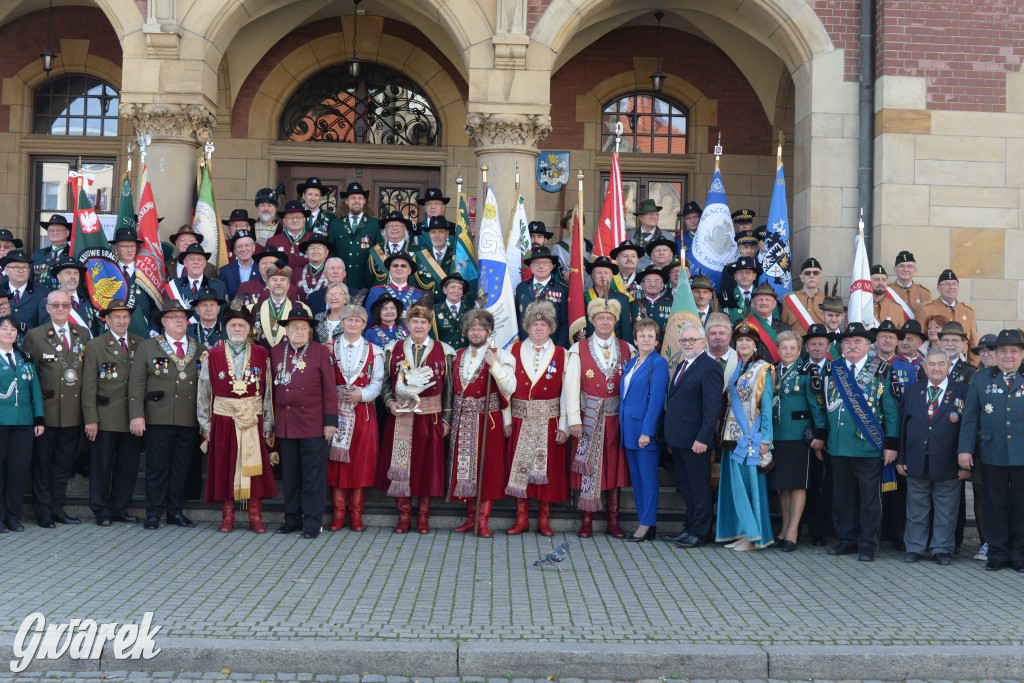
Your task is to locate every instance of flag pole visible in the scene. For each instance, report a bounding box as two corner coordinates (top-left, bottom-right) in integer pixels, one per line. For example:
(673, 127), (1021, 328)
(481, 165), (488, 191)
(714, 131), (723, 172)
(507, 161), (520, 243)
(777, 130), (784, 172)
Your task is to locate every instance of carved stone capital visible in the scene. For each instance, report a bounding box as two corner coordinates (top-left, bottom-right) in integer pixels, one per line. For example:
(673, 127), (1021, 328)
(493, 34), (530, 70)
(119, 103), (217, 143)
(464, 112), (551, 148)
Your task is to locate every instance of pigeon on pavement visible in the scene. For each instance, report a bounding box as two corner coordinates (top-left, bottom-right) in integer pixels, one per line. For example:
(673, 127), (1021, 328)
(533, 539), (575, 570)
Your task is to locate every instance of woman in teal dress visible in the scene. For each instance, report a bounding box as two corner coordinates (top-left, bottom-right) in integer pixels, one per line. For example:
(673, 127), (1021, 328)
(0, 315), (45, 532)
(716, 321), (775, 551)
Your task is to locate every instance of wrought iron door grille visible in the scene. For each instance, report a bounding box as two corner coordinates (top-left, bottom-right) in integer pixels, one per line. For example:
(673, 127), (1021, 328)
(379, 187), (422, 223)
(280, 63), (441, 146)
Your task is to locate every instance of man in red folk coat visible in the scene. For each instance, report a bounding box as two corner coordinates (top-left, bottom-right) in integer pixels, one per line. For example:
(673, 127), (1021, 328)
(564, 298), (635, 538)
(448, 309), (515, 537)
(198, 307), (277, 533)
(376, 299), (453, 534)
(326, 304), (384, 532)
(504, 300), (569, 537)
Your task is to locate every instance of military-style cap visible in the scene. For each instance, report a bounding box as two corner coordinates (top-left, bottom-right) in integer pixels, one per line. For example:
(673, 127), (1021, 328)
(681, 201), (702, 217)
(296, 177), (325, 194)
(661, 260), (682, 283)
(801, 258), (822, 272)
(229, 229), (257, 248)
(690, 273), (715, 292)
(585, 255), (619, 275)
(870, 264), (887, 276)
(222, 209), (257, 227)
(176, 243), (213, 264)
(610, 240), (644, 259)
(299, 234), (333, 255)
(895, 250), (916, 266)
(523, 246), (559, 267)
(417, 188), (450, 205)
(820, 296), (847, 313)
(735, 230), (758, 246)
(875, 319), (905, 340)
(938, 269), (958, 284)
(40, 214), (71, 230)
(278, 199), (311, 218)
(731, 209), (755, 224)
(0, 229), (23, 249)
(528, 221), (553, 238)
(939, 321), (968, 340)
(633, 198), (662, 216)
(803, 323), (832, 343)
(971, 333), (998, 355)
(644, 237), (678, 256)
(754, 225), (767, 241)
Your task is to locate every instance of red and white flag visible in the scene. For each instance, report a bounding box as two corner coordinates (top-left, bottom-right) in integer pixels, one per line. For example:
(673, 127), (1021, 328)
(848, 229), (877, 328)
(593, 151), (627, 257)
(135, 165), (168, 304)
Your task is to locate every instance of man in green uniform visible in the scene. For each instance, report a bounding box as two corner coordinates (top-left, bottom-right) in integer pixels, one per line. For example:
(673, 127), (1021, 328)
(720, 256), (760, 324)
(636, 265), (673, 345)
(417, 215), (456, 292)
(369, 211), (430, 288)
(328, 181), (380, 294)
(297, 177), (338, 236)
(432, 273), (469, 349)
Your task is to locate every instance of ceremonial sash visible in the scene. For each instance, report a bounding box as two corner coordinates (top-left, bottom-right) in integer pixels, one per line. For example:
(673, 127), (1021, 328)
(885, 287), (914, 321)
(826, 343), (839, 361)
(370, 244), (389, 281)
(415, 250), (447, 291)
(506, 397), (561, 497)
(163, 280), (198, 323)
(572, 393), (620, 512)
(830, 362), (884, 455)
(68, 308), (90, 334)
(782, 294), (814, 331)
(212, 394), (263, 500)
(726, 362), (764, 466)
(746, 314), (780, 362)
(386, 393), (442, 498)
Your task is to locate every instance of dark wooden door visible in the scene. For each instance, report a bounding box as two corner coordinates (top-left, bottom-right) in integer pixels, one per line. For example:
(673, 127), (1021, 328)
(278, 164), (441, 223)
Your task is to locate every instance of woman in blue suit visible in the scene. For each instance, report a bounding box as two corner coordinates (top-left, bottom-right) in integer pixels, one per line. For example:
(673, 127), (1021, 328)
(620, 318), (670, 542)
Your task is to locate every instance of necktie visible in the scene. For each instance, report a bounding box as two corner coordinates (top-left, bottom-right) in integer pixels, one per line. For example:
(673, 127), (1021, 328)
(123, 265), (131, 281)
(72, 296), (78, 308)
(1005, 373), (1014, 389)
(927, 385), (941, 415)
(674, 359), (689, 385)
(392, 243), (400, 254)
(450, 304), (458, 316)
(191, 281), (198, 296)
(12, 290), (19, 305)
(436, 251), (444, 261)
(59, 328), (69, 351)
(6, 352), (15, 369)
(534, 281), (543, 294)
(174, 341), (185, 359)
(119, 337), (130, 357)
(743, 292), (751, 306)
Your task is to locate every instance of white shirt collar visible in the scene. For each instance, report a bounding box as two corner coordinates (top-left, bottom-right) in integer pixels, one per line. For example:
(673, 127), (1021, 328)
(530, 339), (552, 353)
(446, 299), (460, 310)
(350, 213), (364, 222)
(52, 321), (68, 336)
(847, 356), (868, 375)
(941, 298), (956, 307)
(165, 333), (186, 347)
(533, 277), (551, 287)
(12, 283), (26, 295)
(389, 238), (406, 250)
(929, 377), (949, 392)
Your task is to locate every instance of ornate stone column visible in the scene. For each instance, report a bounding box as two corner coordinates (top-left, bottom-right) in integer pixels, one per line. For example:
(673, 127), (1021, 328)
(465, 112), (552, 219)
(120, 103), (217, 237)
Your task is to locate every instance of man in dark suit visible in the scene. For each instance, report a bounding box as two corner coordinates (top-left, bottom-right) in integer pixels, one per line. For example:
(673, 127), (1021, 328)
(31, 215), (72, 288)
(37, 258), (97, 335)
(2, 250), (48, 335)
(898, 348), (968, 565)
(168, 244), (228, 306)
(937, 321), (976, 386)
(662, 322), (725, 548)
(514, 246), (569, 347)
(187, 287), (226, 346)
(218, 229), (260, 301)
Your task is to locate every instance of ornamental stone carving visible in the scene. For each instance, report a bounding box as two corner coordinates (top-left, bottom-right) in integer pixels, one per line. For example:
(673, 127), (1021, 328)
(119, 103), (217, 142)
(464, 112), (552, 148)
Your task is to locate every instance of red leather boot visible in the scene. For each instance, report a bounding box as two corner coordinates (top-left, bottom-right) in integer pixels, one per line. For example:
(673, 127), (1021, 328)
(328, 488), (347, 531)
(348, 488), (365, 532)
(453, 501), (476, 533)
(476, 500), (493, 538)
(577, 511), (593, 538)
(537, 501), (554, 537)
(248, 498), (267, 534)
(394, 497), (412, 533)
(218, 500), (234, 533)
(605, 488), (626, 538)
(417, 496), (432, 534)
(506, 498), (530, 535)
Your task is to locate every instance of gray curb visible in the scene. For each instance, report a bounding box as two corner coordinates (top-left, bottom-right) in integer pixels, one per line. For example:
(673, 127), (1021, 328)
(765, 644), (1024, 680)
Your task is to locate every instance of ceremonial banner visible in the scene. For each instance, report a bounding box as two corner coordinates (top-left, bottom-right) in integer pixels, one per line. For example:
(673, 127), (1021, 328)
(761, 163), (793, 297)
(849, 231), (877, 328)
(135, 166), (167, 305)
(689, 169), (736, 288)
(454, 188), (478, 282)
(505, 193), (529, 281)
(594, 150), (627, 257)
(70, 175), (128, 311)
(661, 266), (701, 366)
(476, 186), (519, 349)
(192, 161), (229, 270)
(567, 209), (587, 340)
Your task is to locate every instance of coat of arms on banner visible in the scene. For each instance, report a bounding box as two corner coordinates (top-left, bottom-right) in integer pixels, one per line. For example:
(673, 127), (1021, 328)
(537, 152), (570, 193)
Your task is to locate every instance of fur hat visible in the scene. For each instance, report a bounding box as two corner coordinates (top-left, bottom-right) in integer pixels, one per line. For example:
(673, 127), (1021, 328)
(522, 300), (558, 333)
(405, 294), (434, 323)
(339, 304), (368, 324)
(587, 297), (621, 321)
(265, 265), (292, 281)
(461, 308), (495, 335)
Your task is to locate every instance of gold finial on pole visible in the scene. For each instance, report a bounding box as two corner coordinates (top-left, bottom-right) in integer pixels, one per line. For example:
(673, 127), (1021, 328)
(777, 130), (784, 170)
(714, 132), (723, 171)
(514, 161), (520, 191)
(456, 165), (463, 195)
(481, 164), (488, 186)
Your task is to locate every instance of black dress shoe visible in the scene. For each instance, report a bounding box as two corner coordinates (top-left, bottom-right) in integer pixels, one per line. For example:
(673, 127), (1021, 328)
(828, 542), (857, 556)
(8, 522), (25, 532)
(811, 537), (828, 547)
(934, 553), (952, 566)
(858, 551), (875, 562)
(627, 526), (657, 543)
(54, 513), (81, 524)
(986, 558), (1004, 571)
(670, 533), (707, 549)
(168, 514), (195, 528)
(143, 518), (160, 530)
(112, 513), (138, 524)
(0, 524), (8, 534)
(662, 531), (689, 543)
(1012, 560), (1024, 573)
(301, 529), (320, 539)
(904, 552), (923, 563)
(780, 540), (797, 553)
(96, 518), (111, 527)
(38, 518), (56, 529)
(275, 524), (302, 535)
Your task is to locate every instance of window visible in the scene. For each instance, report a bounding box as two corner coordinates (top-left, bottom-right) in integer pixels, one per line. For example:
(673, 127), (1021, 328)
(601, 173), (687, 232)
(601, 93), (687, 154)
(30, 157), (116, 250)
(279, 63), (441, 146)
(33, 76), (119, 137)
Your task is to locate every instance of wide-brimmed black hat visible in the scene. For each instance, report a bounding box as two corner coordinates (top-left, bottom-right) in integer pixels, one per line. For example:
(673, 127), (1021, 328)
(49, 257), (87, 278)
(99, 298), (135, 317)
(0, 249), (31, 266)
(523, 246), (559, 267)
(153, 300), (192, 326)
(939, 321), (968, 340)
(971, 334), (998, 355)
(40, 214), (71, 230)
(833, 322), (875, 343)
(229, 229), (257, 248)
(633, 198), (662, 216)
(0, 229), (23, 249)
(189, 286), (224, 307)
(296, 177), (325, 195)
(222, 209), (257, 227)
(875, 320), (905, 340)
(528, 221), (553, 238)
(340, 181), (368, 199)
(384, 251), (416, 270)
(176, 243), (213, 264)
(901, 319), (925, 341)
(441, 273), (468, 291)
(661, 260), (683, 281)
(803, 323), (832, 343)
(610, 240), (644, 259)
(730, 256), (761, 274)
(995, 328), (1024, 349)
(222, 307), (253, 327)
(681, 201), (702, 217)
(256, 246), (288, 265)
(637, 265), (665, 283)
(299, 234), (334, 255)
(423, 215), (453, 234)
(112, 227), (145, 246)
(282, 310), (315, 326)
(585, 255), (619, 275)
(371, 294), (405, 319)
(644, 237), (678, 256)
(278, 200), (311, 218)
(380, 210), (413, 231)
(417, 188), (450, 205)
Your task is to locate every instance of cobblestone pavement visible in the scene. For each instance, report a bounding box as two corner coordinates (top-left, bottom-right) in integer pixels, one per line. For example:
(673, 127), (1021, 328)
(0, 676), (1018, 683)
(0, 524), (1020, 646)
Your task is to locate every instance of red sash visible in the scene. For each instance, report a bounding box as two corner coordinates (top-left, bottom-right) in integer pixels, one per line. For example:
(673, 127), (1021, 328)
(745, 315), (780, 362)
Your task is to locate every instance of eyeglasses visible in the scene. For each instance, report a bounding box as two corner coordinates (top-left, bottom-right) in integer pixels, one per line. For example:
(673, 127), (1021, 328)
(679, 337), (703, 345)
(5, 265), (28, 271)
(48, 303), (72, 309)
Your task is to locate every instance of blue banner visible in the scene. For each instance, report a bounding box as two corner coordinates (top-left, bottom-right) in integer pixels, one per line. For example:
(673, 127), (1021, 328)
(761, 164), (792, 297)
(688, 169), (736, 289)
